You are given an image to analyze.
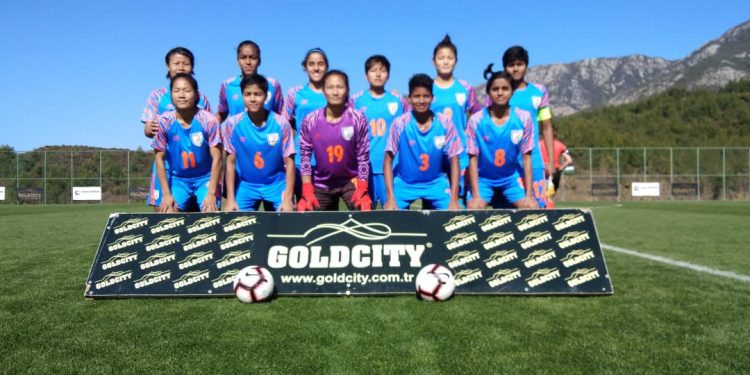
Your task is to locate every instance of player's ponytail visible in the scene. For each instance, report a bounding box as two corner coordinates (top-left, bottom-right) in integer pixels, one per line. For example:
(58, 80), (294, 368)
(483, 65), (513, 95)
(433, 34), (458, 60)
(483, 63), (496, 80)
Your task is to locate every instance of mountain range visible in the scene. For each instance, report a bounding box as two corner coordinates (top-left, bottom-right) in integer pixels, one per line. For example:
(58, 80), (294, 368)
(478, 18), (750, 115)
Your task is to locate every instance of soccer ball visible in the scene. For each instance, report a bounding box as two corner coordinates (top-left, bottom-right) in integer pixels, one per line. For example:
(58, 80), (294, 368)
(415, 264), (455, 301)
(233, 265), (275, 303)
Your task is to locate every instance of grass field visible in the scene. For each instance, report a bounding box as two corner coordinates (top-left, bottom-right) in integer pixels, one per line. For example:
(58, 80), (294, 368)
(1, 202), (749, 373)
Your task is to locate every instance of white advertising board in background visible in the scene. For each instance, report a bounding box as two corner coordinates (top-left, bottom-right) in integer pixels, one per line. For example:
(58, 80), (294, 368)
(73, 186), (102, 201)
(0, 187), (5, 201)
(632, 182), (660, 197)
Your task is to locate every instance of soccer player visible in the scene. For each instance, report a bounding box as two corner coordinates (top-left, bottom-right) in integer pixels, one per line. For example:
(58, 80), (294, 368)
(466, 66), (537, 209)
(351, 55), (409, 208)
(216, 40), (283, 122)
(140, 47), (212, 209)
(383, 74), (462, 211)
(539, 136), (573, 207)
(297, 70), (372, 211)
(430, 35), (483, 200)
(222, 75), (295, 212)
(152, 73), (222, 212)
(503, 45), (556, 208)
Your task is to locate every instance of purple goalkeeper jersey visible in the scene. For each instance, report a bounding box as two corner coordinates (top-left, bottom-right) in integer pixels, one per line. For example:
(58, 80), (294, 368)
(299, 107), (370, 189)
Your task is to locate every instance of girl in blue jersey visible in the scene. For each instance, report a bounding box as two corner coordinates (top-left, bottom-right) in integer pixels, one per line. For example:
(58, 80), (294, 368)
(141, 47), (212, 209)
(216, 40), (284, 123)
(503, 46), (556, 207)
(222, 75), (295, 212)
(430, 35), (483, 202)
(152, 73), (222, 213)
(383, 74), (463, 211)
(466, 67), (537, 209)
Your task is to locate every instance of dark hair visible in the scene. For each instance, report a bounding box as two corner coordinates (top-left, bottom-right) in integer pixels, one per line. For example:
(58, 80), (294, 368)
(502, 45), (529, 68)
(236, 40), (262, 64)
(170, 73), (200, 106)
(240, 74), (269, 94)
(364, 55), (390, 73)
(432, 34), (457, 60)
(482, 64), (514, 95)
(322, 70), (349, 103)
(164, 47), (195, 79)
(408, 74), (433, 95)
(301, 47), (329, 68)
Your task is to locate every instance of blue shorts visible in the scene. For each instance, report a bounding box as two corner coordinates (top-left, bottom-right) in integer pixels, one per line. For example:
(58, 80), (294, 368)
(519, 167), (547, 208)
(147, 161), (168, 206)
(467, 173), (525, 209)
(171, 174), (221, 212)
(394, 176), (452, 210)
(369, 173), (387, 209)
(235, 179), (286, 211)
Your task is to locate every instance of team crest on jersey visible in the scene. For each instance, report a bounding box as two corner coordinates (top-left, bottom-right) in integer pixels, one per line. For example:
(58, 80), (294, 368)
(190, 132), (204, 147)
(434, 136), (446, 149)
(387, 102), (398, 116)
(455, 93), (467, 106)
(341, 126), (354, 141)
(267, 133), (280, 146)
(511, 130), (523, 144)
(532, 96), (542, 109)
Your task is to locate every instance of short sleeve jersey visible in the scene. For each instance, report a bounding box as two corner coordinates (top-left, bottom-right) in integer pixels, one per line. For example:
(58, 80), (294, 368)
(222, 111), (295, 185)
(351, 90), (410, 174)
(217, 75), (283, 118)
(509, 82), (551, 169)
(299, 107), (370, 189)
(283, 85), (328, 166)
(152, 109), (221, 179)
(466, 107), (534, 183)
(386, 112), (463, 185)
(430, 79), (482, 170)
(141, 87), (212, 123)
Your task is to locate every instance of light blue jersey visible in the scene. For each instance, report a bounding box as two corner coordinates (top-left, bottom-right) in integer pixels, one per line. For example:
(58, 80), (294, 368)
(152, 110), (221, 179)
(283, 85), (327, 166)
(466, 107), (534, 183)
(430, 79), (482, 171)
(352, 90), (409, 174)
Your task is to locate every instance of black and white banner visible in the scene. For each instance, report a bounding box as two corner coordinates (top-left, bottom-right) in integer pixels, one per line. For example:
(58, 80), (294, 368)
(85, 209), (613, 298)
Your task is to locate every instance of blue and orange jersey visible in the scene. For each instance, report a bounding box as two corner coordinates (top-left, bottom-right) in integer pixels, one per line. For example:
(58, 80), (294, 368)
(386, 111), (463, 184)
(222, 111), (295, 185)
(351, 89), (410, 174)
(509, 82), (551, 169)
(217, 75), (283, 118)
(466, 107), (534, 183)
(430, 78), (482, 169)
(152, 109), (221, 178)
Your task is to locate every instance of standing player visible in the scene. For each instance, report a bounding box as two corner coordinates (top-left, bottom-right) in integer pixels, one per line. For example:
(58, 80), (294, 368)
(351, 55), (409, 208)
(539, 136), (573, 207)
(383, 74), (462, 211)
(466, 67), (537, 209)
(152, 73), (222, 212)
(216, 40), (283, 122)
(430, 35), (483, 201)
(140, 47), (212, 209)
(297, 70), (372, 211)
(222, 75), (295, 212)
(503, 45), (556, 208)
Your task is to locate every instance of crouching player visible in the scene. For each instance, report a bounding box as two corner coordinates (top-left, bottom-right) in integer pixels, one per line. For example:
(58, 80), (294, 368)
(152, 73), (222, 212)
(466, 67), (537, 209)
(297, 70), (372, 211)
(383, 74), (462, 210)
(351, 55), (409, 208)
(222, 75), (295, 212)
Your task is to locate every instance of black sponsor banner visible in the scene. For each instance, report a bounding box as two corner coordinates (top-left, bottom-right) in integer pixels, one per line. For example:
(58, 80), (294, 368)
(17, 187), (44, 203)
(84, 210), (613, 298)
(591, 183), (618, 197)
(671, 183), (698, 196)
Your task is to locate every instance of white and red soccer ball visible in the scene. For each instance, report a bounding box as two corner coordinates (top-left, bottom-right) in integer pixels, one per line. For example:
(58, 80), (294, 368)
(415, 264), (456, 301)
(233, 265), (275, 303)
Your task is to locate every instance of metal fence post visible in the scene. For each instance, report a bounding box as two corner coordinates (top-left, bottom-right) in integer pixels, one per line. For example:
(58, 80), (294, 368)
(16, 153), (19, 204)
(588, 148), (593, 202)
(44, 151), (47, 204)
(616, 148), (621, 201)
(669, 148), (674, 200)
(722, 147), (726, 200)
(643, 148), (647, 181)
(99, 150), (103, 204)
(696, 148), (701, 201)
(127, 151), (131, 204)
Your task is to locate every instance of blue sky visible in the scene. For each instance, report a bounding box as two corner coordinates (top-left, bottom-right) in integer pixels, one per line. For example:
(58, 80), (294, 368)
(1, 0), (748, 151)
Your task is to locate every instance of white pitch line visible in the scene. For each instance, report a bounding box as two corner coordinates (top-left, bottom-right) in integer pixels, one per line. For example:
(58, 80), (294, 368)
(601, 243), (750, 283)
